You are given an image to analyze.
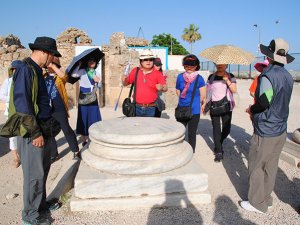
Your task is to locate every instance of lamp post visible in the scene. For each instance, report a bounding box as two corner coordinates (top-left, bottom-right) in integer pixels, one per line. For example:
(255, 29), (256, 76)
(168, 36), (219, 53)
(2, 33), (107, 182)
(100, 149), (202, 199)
(170, 34), (173, 55)
(253, 24), (261, 57)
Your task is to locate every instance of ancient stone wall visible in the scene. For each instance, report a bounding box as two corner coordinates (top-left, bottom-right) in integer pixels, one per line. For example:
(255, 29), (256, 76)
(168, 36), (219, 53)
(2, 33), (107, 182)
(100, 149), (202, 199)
(0, 29), (180, 112)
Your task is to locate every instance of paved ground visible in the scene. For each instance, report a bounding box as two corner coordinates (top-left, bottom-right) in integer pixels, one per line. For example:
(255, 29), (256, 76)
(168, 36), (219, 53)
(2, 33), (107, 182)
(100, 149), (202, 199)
(0, 79), (299, 225)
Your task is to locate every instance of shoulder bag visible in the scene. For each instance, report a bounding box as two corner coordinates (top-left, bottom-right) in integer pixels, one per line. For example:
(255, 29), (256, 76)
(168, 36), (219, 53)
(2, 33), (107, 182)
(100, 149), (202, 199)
(209, 74), (231, 116)
(78, 74), (98, 105)
(175, 75), (199, 122)
(122, 68), (139, 117)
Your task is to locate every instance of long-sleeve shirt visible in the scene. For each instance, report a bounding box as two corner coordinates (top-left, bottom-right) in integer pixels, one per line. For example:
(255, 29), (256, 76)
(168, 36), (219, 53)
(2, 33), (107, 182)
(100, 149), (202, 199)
(250, 76), (273, 114)
(13, 58), (52, 120)
(0, 77), (12, 116)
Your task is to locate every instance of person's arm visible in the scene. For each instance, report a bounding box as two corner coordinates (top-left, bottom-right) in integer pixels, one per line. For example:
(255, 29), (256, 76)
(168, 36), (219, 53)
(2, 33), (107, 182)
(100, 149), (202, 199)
(248, 76), (273, 114)
(48, 62), (68, 84)
(156, 71), (168, 92)
(122, 68), (135, 86)
(71, 65), (85, 78)
(0, 79), (9, 102)
(249, 76), (258, 98)
(223, 74), (237, 93)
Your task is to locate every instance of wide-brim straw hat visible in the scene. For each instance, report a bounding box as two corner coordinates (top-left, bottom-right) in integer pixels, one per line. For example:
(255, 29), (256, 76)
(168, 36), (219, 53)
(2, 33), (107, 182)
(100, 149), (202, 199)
(139, 49), (155, 59)
(199, 45), (256, 65)
(260, 38), (294, 64)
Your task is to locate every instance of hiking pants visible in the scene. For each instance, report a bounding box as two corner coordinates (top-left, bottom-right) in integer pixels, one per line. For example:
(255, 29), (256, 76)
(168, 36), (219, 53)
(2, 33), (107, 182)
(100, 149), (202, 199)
(17, 136), (53, 222)
(248, 132), (286, 213)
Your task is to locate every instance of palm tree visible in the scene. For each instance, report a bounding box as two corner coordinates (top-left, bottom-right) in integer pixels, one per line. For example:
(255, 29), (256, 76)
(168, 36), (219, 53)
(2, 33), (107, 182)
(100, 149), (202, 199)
(182, 24), (202, 54)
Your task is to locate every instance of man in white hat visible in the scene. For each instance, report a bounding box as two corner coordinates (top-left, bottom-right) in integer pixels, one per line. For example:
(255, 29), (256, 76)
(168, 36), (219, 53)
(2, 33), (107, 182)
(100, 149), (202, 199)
(122, 49), (167, 117)
(241, 38), (295, 214)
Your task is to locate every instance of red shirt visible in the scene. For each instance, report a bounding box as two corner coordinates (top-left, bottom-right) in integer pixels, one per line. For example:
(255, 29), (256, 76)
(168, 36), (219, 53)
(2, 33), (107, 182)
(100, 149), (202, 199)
(125, 67), (166, 104)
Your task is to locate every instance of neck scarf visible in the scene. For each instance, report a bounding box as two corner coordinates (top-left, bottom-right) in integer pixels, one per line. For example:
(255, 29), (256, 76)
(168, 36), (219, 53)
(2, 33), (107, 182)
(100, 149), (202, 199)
(87, 69), (95, 80)
(180, 71), (198, 98)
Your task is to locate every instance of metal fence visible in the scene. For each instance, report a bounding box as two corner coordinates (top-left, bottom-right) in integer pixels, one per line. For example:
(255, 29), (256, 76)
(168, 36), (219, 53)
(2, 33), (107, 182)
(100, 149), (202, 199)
(200, 53), (300, 80)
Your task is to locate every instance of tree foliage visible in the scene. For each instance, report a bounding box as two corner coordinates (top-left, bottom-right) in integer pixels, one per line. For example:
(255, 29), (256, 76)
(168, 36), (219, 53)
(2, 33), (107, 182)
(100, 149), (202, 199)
(182, 24), (202, 54)
(151, 33), (189, 55)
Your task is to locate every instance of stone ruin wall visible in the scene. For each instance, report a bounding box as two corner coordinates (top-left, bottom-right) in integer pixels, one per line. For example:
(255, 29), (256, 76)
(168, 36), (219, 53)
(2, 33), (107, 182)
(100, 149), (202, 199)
(0, 29), (180, 111)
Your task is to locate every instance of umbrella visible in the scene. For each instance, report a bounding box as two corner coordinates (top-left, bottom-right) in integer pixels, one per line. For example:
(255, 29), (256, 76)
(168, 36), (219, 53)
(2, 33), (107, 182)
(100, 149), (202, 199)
(66, 47), (105, 84)
(199, 45), (256, 65)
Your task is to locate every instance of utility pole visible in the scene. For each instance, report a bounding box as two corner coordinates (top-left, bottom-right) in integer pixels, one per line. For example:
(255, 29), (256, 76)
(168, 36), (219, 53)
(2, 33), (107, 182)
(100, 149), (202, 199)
(170, 34), (173, 55)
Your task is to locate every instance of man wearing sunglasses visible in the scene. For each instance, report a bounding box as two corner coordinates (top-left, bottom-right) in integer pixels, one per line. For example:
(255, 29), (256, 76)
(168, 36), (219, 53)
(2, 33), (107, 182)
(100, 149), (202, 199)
(122, 49), (167, 117)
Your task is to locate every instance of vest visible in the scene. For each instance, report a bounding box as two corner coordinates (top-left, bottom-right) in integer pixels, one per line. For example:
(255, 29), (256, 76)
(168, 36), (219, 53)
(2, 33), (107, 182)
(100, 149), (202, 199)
(0, 58), (39, 138)
(253, 64), (293, 137)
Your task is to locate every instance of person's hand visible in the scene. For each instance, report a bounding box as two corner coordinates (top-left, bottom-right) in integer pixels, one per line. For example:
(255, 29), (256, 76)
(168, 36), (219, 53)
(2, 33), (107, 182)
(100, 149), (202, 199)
(47, 62), (56, 70)
(156, 83), (163, 91)
(201, 104), (206, 114)
(32, 135), (44, 148)
(223, 74), (229, 82)
(246, 105), (252, 114)
(93, 76), (100, 83)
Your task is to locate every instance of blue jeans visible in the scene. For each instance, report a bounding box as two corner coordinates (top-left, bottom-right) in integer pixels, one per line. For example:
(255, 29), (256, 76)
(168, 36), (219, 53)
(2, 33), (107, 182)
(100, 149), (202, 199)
(135, 106), (155, 117)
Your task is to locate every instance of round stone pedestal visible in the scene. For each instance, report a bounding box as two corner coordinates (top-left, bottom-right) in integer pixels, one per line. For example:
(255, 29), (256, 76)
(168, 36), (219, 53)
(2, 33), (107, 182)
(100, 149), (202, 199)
(82, 117), (193, 175)
(71, 117), (211, 211)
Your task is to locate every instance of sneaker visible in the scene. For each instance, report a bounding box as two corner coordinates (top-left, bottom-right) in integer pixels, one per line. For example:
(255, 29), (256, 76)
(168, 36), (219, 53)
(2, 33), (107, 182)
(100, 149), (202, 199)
(73, 151), (81, 160)
(22, 216), (51, 225)
(82, 141), (88, 147)
(214, 153), (223, 162)
(40, 200), (61, 213)
(240, 201), (265, 214)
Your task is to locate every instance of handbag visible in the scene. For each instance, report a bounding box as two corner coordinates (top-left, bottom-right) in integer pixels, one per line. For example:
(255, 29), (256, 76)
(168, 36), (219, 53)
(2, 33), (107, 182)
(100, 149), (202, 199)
(210, 96), (230, 116)
(175, 75), (199, 122)
(122, 68), (139, 117)
(39, 117), (61, 138)
(78, 86), (97, 105)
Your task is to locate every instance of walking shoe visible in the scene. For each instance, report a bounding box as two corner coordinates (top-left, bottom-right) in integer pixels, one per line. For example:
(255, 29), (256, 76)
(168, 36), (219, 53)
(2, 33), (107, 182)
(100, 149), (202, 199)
(240, 201), (265, 214)
(22, 216), (51, 225)
(214, 153), (223, 162)
(73, 151), (81, 160)
(82, 141), (88, 147)
(39, 199), (61, 213)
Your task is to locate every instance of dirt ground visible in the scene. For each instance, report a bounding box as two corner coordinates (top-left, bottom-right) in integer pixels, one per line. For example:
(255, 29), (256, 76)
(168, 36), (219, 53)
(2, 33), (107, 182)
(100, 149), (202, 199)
(0, 79), (299, 225)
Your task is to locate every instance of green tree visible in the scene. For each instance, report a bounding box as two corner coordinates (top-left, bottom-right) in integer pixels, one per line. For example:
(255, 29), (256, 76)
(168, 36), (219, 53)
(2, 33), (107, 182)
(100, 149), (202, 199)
(151, 33), (189, 55)
(182, 24), (202, 54)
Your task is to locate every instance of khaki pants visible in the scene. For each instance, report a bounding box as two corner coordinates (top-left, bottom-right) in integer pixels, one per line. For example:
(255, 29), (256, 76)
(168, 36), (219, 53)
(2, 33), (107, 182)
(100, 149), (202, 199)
(248, 132), (286, 212)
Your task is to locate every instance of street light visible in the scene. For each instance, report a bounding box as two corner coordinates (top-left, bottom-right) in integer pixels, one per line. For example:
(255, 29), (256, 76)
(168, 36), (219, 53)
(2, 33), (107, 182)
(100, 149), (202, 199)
(170, 34), (173, 55)
(253, 24), (261, 57)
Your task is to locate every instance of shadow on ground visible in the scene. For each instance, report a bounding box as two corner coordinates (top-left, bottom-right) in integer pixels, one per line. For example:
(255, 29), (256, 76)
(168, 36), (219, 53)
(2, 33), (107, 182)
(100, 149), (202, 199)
(198, 118), (250, 200)
(214, 195), (257, 225)
(147, 179), (203, 225)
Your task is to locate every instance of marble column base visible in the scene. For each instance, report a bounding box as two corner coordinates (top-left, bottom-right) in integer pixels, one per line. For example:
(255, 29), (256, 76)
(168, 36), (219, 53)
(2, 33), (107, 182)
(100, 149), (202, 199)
(70, 158), (211, 211)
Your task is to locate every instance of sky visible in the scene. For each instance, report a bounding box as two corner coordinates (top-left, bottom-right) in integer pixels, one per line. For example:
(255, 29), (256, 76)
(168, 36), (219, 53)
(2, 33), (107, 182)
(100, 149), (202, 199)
(1, 0), (300, 58)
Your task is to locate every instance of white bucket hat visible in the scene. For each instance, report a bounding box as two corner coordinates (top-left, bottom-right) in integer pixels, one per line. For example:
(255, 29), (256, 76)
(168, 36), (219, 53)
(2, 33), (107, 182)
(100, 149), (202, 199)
(139, 49), (154, 60)
(260, 38), (294, 64)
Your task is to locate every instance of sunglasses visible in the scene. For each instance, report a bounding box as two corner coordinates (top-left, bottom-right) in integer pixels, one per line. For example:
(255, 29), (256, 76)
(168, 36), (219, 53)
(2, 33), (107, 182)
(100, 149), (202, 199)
(54, 63), (61, 69)
(142, 58), (154, 62)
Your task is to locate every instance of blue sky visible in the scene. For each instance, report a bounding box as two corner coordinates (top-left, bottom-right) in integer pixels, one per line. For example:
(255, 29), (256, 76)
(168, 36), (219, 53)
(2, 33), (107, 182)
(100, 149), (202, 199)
(1, 0), (299, 57)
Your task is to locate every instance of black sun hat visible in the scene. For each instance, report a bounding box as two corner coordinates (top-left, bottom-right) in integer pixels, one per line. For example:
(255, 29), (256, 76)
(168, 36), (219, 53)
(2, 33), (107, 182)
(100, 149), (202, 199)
(29, 36), (61, 57)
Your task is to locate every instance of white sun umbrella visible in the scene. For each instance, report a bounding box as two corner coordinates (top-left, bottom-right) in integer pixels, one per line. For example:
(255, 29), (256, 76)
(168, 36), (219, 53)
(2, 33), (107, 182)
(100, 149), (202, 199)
(199, 45), (256, 65)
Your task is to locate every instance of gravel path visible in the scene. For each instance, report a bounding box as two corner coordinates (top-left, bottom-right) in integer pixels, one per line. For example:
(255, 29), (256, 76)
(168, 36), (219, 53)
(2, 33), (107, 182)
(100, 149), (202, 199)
(0, 80), (299, 225)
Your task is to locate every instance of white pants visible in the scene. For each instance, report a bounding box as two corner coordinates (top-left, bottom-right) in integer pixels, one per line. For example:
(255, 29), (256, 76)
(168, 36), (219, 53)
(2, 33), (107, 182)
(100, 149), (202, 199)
(9, 137), (17, 150)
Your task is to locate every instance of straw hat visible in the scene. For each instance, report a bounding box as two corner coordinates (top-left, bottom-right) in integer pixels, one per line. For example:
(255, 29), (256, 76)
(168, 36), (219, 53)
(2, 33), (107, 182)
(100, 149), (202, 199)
(139, 49), (154, 59)
(260, 38), (294, 64)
